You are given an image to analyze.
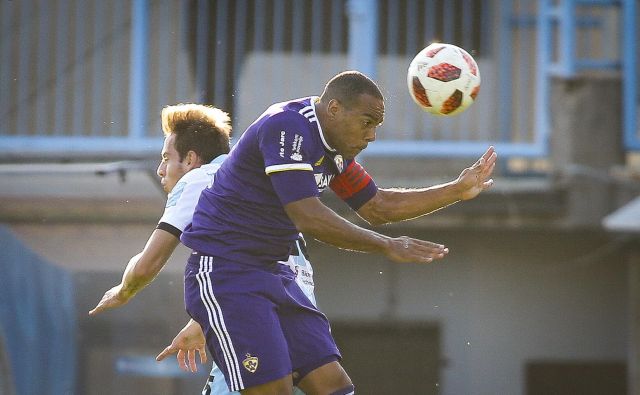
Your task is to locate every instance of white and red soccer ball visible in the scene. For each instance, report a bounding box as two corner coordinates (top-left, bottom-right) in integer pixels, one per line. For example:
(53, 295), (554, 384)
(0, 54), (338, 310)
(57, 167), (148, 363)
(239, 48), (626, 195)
(407, 43), (481, 116)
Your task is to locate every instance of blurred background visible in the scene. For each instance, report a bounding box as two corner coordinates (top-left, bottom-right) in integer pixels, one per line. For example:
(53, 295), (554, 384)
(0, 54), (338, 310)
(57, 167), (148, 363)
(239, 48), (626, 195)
(1, 0), (639, 394)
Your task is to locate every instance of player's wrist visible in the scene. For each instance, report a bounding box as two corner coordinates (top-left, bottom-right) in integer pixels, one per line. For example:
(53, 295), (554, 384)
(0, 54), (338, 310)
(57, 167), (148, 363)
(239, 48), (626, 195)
(447, 178), (468, 201)
(379, 235), (398, 256)
(119, 284), (139, 300)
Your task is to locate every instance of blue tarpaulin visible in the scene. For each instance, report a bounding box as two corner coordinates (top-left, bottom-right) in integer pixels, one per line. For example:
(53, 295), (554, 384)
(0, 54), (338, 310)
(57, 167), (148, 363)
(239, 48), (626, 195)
(0, 225), (76, 395)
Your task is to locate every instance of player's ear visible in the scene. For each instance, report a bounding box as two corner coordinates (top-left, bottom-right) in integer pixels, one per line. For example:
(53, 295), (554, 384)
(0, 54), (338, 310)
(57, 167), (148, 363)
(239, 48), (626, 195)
(185, 150), (202, 169)
(327, 99), (341, 119)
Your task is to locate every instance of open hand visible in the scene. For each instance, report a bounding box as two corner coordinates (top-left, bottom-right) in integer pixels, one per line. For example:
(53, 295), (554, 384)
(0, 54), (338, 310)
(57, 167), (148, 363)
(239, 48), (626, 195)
(385, 236), (449, 264)
(156, 319), (208, 373)
(456, 146), (497, 201)
(88, 284), (130, 316)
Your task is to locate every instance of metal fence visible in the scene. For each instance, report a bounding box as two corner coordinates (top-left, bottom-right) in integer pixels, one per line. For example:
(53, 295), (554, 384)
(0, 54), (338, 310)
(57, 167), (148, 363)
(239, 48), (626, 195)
(0, 0), (636, 158)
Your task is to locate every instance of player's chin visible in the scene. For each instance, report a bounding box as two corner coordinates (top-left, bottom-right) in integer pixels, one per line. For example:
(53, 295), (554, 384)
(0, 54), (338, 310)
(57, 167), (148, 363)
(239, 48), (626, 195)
(347, 147), (364, 159)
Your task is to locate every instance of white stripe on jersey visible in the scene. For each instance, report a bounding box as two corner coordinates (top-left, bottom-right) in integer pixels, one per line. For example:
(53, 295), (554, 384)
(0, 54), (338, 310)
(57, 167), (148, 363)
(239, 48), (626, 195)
(299, 105), (317, 124)
(302, 97), (336, 152)
(265, 163), (313, 174)
(196, 256), (245, 391)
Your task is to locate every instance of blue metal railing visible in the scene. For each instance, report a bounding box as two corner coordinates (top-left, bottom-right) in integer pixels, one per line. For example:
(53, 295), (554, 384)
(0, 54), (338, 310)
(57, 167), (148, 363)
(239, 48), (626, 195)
(538, 0), (638, 150)
(0, 0), (636, 157)
(357, 0), (548, 158)
(0, 0), (198, 157)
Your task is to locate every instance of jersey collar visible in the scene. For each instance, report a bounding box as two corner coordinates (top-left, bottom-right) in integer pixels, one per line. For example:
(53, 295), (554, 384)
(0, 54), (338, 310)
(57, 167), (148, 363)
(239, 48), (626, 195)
(210, 154), (228, 164)
(311, 96), (336, 153)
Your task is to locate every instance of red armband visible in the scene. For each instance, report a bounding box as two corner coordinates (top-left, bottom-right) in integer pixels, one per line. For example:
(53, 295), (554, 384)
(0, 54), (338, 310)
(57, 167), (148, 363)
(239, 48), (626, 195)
(329, 161), (373, 200)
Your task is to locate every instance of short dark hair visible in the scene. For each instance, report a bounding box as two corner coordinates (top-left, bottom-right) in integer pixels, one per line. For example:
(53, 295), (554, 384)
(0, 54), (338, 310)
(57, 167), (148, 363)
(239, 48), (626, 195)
(161, 104), (232, 163)
(319, 71), (384, 108)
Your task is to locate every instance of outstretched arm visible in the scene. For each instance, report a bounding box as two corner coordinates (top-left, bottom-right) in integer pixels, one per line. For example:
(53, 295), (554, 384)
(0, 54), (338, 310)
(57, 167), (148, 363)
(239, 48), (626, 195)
(284, 198), (448, 264)
(89, 229), (180, 315)
(357, 146), (497, 225)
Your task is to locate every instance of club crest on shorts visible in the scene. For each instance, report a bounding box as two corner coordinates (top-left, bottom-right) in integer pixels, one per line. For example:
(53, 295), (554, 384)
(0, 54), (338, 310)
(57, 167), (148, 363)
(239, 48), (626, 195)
(333, 154), (344, 172)
(243, 354), (259, 373)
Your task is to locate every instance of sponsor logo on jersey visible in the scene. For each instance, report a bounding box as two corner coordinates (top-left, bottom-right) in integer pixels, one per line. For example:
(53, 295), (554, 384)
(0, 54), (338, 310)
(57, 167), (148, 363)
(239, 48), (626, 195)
(314, 173), (334, 190)
(314, 156), (325, 166)
(294, 265), (314, 287)
(242, 354), (259, 373)
(290, 134), (303, 161)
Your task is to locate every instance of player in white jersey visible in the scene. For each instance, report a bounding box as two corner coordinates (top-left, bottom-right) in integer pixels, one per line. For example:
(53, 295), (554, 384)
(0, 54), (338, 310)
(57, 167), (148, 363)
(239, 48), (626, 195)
(88, 103), (309, 394)
(89, 103), (232, 316)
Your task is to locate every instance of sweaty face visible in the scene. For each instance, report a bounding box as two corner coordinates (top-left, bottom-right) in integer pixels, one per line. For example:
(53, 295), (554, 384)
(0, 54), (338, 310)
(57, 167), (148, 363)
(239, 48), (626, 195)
(156, 133), (189, 193)
(330, 94), (384, 159)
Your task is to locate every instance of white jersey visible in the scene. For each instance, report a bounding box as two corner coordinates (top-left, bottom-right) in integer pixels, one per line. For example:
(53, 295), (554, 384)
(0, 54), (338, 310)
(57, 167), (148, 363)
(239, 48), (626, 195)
(157, 155), (226, 236)
(156, 154), (315, 395)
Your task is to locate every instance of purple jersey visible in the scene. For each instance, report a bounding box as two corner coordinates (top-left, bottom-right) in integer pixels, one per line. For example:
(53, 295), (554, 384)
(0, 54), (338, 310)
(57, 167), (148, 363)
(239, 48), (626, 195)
(181, 96), (377, 265)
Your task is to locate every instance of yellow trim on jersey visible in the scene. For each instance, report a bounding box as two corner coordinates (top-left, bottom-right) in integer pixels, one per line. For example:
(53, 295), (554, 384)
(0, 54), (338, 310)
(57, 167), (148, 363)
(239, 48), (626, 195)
(265, 163), (313, 174)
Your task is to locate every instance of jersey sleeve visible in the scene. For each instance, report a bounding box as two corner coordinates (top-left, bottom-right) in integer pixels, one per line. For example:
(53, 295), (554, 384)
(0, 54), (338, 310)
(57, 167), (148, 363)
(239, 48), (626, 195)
(259, 111), (320, 205)
(157, 172), (211, 236)
(329, 160), (378, 210)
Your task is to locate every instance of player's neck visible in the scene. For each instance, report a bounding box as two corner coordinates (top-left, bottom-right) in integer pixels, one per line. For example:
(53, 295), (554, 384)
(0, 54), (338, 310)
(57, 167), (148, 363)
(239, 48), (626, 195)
(314, 101), (337, 151)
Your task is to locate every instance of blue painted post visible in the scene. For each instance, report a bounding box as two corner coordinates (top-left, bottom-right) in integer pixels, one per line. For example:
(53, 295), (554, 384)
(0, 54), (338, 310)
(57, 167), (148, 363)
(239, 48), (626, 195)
(622, 0), (638, 149)
(346, 0), (378, 79)
(535, 0), (552, 150)
(558, 0), (577, 76)
(129, 0), (149, 140)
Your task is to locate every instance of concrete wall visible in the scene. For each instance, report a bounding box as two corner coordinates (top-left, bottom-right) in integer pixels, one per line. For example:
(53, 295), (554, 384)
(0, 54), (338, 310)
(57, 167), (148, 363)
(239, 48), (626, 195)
(309, 227), (628, 395)
(6, 223), (628, 395)
(1, 38), (635, 395)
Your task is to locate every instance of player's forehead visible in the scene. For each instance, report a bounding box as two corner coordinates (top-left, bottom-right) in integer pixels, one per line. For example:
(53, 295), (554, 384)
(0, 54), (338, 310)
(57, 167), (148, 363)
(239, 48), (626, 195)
(352, 93), (384, 122)
(161, 133), (177, 156)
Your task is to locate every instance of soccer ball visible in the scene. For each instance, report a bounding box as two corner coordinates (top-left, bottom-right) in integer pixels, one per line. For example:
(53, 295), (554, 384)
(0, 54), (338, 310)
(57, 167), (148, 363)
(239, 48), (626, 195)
(407, 43), (481, 116)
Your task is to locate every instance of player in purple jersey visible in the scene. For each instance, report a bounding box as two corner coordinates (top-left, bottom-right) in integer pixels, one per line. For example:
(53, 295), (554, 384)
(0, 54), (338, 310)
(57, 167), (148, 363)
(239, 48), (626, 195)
(90, 103), (316, 395)
(181, 71), (497, 394)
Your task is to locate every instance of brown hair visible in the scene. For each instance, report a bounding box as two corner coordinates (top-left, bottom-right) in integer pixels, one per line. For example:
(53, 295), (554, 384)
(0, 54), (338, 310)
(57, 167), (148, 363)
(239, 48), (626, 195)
(161, 103), (232, 163)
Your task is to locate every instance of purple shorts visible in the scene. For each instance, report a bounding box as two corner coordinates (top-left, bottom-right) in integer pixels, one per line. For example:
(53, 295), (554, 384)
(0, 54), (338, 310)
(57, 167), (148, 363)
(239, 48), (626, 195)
(184, 252), (340, 392)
